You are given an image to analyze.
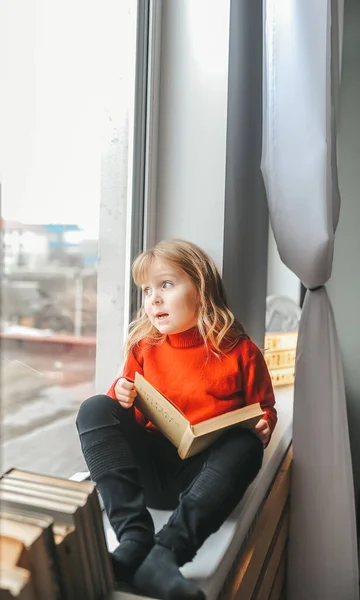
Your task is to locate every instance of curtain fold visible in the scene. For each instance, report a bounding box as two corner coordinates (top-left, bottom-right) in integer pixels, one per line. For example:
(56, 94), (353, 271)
(261, 1), (359, 598)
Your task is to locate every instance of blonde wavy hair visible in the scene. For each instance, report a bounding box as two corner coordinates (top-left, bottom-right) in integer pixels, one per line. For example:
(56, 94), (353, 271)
(124, 239), (247, 358)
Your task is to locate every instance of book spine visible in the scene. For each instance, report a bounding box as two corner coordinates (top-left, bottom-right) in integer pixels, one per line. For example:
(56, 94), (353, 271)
(90, 492), (114, 595)
(177, 427), (195, 460)
(264, 332), (298, 352)
(54, 530), (77, 600)
(264, 349), (296, 370)
(42, 526), (67, 600)
(74, 511), (97, 600)
(269, 367), (295, 387)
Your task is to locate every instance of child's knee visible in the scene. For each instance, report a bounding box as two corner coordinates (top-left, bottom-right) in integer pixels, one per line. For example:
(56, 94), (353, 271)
(76, 394), (114, 433)
(235, 430), (264, 482)
(210, 428), (264, 478)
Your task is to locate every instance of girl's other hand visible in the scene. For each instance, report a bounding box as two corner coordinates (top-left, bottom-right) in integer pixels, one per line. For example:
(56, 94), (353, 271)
(114, 377), (137, 409)
(253, 418), (270, 446)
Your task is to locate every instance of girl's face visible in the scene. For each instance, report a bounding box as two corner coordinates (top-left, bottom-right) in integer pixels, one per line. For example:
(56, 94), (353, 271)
(141, 258), (199, 335)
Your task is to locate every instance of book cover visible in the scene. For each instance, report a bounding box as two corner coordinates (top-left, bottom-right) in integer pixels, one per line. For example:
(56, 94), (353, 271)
(53, 525), (77, 600)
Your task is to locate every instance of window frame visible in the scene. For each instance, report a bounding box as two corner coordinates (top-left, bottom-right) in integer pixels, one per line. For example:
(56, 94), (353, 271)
(95, 0), (162, 391)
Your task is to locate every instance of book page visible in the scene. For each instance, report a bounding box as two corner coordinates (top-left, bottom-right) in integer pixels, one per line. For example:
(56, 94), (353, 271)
(0, 518), (42, 548)
(192, 403), (264, 436)
(6, 469), (95, 495)
(134, 373), (189, 447)
(0, 565), (33, 596)
(178, 409), (263, 459)
(0, 488), (78, 526)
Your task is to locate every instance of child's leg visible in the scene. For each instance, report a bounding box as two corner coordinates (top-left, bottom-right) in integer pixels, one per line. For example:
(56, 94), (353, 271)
(157, 427), (264, 563)
(76, 394), (205, 598)
(133, 427), (263, 597)
(76, 394), (159, 579)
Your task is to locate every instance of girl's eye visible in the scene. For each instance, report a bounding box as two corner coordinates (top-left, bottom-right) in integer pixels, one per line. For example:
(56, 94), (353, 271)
(162, 281), (173, 289)
(143, 287), (151, 296)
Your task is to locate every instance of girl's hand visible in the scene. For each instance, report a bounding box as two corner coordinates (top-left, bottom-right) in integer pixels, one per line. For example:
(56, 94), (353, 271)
(114, 378), (137, 409)
(253, 418), (271, 446)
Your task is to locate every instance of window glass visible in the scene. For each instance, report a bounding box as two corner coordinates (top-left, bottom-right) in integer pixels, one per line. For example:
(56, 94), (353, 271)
(1, 0), (138, 477)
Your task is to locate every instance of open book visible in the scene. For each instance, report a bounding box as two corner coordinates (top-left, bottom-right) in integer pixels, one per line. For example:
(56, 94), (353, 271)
(134, 373), (264, 459)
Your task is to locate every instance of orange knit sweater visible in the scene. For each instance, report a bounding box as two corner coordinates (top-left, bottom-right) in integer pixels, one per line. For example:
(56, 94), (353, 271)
(107, 327), (277, 437)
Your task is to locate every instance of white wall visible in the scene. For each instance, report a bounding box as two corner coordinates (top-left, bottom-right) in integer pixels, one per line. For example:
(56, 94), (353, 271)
(155, 0), (272, 346)
(155, 0), (231, 272)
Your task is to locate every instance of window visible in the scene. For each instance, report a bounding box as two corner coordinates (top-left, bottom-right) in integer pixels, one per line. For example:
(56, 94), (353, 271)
(0, 0), (152, 477)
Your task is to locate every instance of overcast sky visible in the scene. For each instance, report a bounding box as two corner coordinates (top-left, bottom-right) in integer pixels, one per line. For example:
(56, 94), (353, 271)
(0, 0), (134, 239)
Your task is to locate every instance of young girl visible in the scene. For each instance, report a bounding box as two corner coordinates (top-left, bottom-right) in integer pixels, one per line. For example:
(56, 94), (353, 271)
(76, 239), (277, 600)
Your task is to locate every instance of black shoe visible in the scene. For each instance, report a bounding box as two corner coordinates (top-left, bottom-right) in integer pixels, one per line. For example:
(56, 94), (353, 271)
(111, 539), (153, 583)
(133, 544), (206, 600)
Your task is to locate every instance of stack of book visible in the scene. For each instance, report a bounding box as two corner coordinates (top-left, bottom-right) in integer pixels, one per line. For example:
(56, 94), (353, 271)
(264, 332), (298, 387)
(0, 469), (114, 599)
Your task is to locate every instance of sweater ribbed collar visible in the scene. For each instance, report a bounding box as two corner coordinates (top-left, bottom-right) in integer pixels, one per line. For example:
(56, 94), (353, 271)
(166, 326), (203, 348)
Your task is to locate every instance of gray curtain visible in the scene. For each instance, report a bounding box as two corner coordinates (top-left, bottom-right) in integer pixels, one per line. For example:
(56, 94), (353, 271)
(261, 1), (359, 598)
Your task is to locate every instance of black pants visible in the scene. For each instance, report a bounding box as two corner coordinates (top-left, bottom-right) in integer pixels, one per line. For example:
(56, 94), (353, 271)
(76, 394), (263, 565)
